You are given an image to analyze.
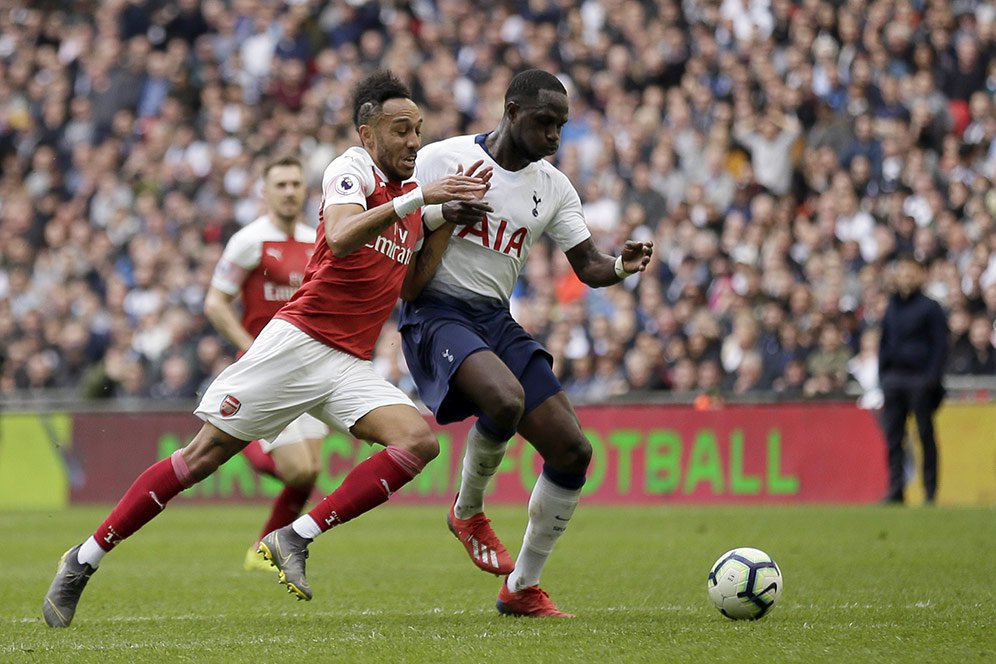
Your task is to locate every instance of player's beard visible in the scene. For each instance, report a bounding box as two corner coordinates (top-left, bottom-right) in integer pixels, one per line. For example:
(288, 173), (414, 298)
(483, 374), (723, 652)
(273, 199), (301, 225)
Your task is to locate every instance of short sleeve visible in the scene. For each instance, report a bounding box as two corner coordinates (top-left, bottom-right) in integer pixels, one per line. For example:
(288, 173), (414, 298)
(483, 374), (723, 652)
(211, 228), (260, 295)
(321, 151), (374, 209)
(546, 176), (592, 252)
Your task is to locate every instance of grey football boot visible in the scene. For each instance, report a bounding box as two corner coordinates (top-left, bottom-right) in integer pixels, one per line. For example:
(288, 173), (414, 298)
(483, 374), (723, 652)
(257, 526), (313, 601)
(43, 544), (96, 627)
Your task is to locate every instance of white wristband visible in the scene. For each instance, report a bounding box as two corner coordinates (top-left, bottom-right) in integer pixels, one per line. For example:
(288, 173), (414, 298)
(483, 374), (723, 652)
(423, 203), (446, 231)
(392, 186), (424, 218)
(614, 255), (634, 279)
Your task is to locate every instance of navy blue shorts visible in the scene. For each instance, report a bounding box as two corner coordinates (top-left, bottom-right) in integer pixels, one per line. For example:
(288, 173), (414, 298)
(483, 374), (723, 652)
(399, 291), (562, 427)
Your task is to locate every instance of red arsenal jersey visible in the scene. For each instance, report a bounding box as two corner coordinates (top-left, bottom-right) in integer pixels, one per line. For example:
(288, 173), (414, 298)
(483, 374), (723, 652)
(210, 216), (317, 337)
(276, 147), (423, 360)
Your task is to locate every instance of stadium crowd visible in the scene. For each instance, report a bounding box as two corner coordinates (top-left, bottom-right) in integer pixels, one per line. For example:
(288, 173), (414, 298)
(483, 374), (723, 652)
(1, 0), (995, 406)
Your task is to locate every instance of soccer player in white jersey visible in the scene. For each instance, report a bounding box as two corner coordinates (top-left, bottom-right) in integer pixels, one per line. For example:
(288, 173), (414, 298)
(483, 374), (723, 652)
(203, 154), (331, 572)
(400, 69), (653, 617)
(43, 71), (491, 627)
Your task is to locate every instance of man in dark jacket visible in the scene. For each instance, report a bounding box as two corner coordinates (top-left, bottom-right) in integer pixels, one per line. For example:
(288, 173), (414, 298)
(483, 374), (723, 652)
(878, 255), (948, 504)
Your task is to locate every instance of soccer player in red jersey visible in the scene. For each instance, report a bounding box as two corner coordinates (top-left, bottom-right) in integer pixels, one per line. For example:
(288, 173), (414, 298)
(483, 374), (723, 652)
(43, 71), (491, 627)
(202, 154), (330, 572)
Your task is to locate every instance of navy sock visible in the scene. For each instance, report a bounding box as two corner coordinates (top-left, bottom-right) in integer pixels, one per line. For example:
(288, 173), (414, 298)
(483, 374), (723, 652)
(541, 463), (586, 490)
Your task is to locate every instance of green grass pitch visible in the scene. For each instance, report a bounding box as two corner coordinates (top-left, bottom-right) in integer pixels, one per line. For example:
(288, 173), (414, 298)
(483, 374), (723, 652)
(2, 504), (992, 663)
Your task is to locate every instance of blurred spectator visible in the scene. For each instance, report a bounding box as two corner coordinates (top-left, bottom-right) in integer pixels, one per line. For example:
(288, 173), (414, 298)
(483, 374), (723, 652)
(0, 0), (993, 409)
(849, 327), (884, 410)
(731, 351), (765, 395)
(733, 106), (801, 196)
(948, 315), (996, 374)
(806, 324), (852, 396)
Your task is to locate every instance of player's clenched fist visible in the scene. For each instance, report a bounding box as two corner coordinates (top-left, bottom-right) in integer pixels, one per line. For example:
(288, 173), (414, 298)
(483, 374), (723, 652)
(620, 240), (654, 274)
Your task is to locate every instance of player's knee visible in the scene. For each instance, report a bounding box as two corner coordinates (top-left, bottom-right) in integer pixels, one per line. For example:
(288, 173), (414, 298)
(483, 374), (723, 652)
(183, 428), (243, 481)
(398, 421), (440, 465)
(569, 435), (593, 472)
(282, 463), (318, 488)
(486, 384), (525, 429)
(552, 435), (592, 476)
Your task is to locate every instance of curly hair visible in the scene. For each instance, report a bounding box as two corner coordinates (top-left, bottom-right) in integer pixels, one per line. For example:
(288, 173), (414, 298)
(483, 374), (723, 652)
(352, 70), (413, 128)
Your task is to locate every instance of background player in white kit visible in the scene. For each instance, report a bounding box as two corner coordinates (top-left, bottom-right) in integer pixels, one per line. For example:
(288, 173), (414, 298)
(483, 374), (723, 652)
(203, 155), (329, 572)
(400, 69), (653, 617)
(43, 71), (491, 627)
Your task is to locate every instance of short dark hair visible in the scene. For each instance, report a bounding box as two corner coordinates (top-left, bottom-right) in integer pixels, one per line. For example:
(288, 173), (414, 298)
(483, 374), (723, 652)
(505, 69), (567, 105)
(263, 154), (303, 178)
(352, 70), (412, 128)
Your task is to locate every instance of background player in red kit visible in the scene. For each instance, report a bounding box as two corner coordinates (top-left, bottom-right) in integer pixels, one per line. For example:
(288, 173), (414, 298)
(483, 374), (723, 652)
(43, 70), (491, 627)
(203, 154), (330, 572)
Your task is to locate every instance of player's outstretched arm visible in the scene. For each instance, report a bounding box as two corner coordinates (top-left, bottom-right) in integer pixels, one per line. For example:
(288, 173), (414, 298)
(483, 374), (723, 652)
(564, 238), (654, 288)
(324, 174), (487, 258)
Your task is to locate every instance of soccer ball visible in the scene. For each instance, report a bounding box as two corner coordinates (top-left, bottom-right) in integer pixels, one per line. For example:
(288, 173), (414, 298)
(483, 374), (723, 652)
(707, 547), (783, 620)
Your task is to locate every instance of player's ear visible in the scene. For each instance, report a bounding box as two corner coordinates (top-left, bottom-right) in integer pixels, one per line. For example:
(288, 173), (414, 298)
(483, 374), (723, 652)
(358, 123), (374, 149)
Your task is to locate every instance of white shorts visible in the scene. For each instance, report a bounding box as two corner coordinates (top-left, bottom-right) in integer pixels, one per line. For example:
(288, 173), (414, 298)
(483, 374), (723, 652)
(195, 319), (416, 442)
(259, 413), (329, 454)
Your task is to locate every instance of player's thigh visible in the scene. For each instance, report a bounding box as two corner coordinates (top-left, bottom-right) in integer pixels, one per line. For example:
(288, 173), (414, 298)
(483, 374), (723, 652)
(350, 404), (438, 464)
(517, 391), (592, 472)
(451, 350), (524, 411)
(350, 404), (433, 449)
(311, 354), (432, 453)
(196, 320), (335, 442)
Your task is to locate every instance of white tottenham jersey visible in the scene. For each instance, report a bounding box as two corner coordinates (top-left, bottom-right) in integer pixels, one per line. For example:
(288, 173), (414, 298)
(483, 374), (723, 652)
(417, 134), (591, 303)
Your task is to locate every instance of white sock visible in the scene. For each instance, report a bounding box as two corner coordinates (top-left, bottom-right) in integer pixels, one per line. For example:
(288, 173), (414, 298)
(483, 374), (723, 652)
(291, 515), (321, 540)
(454, 423), (508, 520)
(507, 473), (581, 592)
(77, 536), (107, 568)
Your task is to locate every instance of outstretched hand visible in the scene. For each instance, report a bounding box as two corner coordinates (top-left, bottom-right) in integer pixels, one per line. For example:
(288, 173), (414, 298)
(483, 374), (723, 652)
(621, 240), (654, 274)
(422, 175), (488, 206)
(456, 160), (493, 194)
(439, 159), (494, 226)
(422, 161), (493, 207)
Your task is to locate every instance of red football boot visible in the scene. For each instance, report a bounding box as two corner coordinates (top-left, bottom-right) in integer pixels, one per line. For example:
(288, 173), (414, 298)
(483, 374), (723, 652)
(496, 580), (575, 618)
(446, 497), (515, 576)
